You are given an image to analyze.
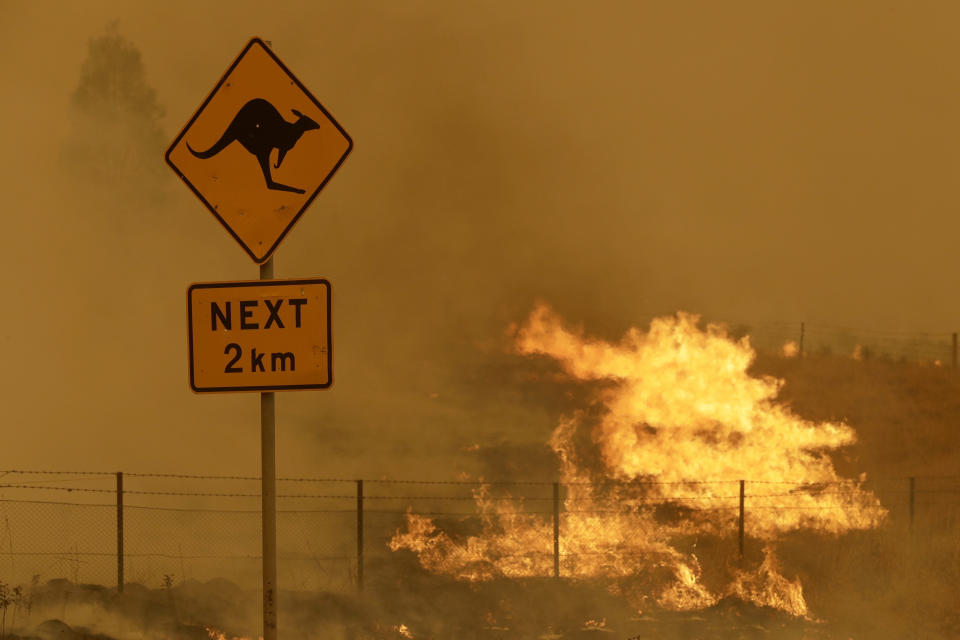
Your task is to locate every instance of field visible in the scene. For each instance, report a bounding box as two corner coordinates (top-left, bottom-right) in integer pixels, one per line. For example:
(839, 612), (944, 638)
(2, 351), (959, 640)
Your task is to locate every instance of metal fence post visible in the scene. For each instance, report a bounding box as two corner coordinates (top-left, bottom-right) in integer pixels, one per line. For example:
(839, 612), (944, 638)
(909, 476), (915, 533)
(738, 480), (745, 561)
(799, 322), (805, 358)
(553, 482), (560, 578)
(356, 480), (363, 591)
(116, 472), (123, 593)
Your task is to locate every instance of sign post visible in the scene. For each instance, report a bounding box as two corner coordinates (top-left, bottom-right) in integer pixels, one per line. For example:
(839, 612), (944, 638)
(260, 258), (277, 640)
(168, 37), (351, 640)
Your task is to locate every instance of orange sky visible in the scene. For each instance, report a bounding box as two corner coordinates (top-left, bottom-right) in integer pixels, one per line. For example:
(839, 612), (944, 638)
(2, 1), (959, 479)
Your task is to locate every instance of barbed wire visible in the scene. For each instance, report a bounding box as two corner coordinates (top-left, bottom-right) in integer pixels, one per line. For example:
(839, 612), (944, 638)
(0, 485), (116, 493)
(0, 551), (352, 560)
(0, 497), (942, 515)
(0, 485), (908, 501)
(0, 470), (957, 486)
(0, 461), (955, 589)
(803, 323), (953, 338)
(713, 318), (957, 338)
(0, 485), (354, 498)
(0, 498), (115, 508)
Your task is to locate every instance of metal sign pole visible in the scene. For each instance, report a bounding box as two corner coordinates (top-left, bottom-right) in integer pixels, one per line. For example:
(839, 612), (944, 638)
(169, 35), (347, 640)
(260, 257), (278, 640)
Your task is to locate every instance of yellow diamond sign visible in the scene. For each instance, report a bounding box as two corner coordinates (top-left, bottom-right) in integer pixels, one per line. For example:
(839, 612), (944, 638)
(166, 38), (352, 263)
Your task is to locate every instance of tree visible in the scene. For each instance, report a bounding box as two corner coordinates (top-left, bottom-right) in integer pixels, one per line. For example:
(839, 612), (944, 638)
(0, 581), (19, 639)
(62, 23), (167, 202)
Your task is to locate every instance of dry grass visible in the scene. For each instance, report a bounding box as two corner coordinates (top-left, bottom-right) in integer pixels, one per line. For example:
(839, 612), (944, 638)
(750, 353), (960, 639)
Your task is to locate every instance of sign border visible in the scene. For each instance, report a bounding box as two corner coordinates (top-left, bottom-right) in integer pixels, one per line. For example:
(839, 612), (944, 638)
(166, 37), (353, 264)
(187, 278), (333, 393)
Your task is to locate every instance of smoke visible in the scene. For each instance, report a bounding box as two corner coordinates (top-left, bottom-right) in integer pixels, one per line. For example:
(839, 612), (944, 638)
(2, 2), (960, 636)
(1, 0), (959, 481)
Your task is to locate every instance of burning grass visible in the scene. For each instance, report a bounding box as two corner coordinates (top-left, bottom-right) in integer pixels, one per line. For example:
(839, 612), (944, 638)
(3, 308), (959, 638)
(391, 305), (890, 619)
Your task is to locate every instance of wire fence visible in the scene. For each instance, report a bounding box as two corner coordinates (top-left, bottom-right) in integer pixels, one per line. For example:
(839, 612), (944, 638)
(0, 470), (957, 593)
(727, 320), (959, 365)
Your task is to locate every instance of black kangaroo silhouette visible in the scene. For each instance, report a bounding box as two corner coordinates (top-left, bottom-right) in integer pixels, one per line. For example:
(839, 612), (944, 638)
(187, 98), (320, 194)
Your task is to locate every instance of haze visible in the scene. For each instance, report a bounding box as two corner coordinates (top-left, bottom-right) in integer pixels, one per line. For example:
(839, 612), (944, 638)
(2, 0), (958, 481)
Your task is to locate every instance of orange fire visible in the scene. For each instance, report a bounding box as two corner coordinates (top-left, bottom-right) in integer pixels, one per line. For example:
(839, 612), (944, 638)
(392, 624), (414, 638)
(205, 627), (262, 640)
(390, 305), (887, 617)
(781, 340), (799, 358)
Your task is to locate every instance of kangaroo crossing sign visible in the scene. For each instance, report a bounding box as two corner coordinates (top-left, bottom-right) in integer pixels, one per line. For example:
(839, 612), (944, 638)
(188, 279), (331, 392)
(166, 38), (352, 263)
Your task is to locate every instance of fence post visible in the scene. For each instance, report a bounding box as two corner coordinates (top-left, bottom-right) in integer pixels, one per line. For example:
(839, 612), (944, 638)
(116, 472), (123, 593)
(738, 480), (745, 561)
(552, 482), (560, 578)
(356, 480), (363, 591)
(909, 476), (915, 533)
(952, 333), (957, 370)
(799, 322), (805, 358)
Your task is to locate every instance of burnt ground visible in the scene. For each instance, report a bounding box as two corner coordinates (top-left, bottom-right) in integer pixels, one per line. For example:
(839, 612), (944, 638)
(1, 563), (955, 640)
(0, 580), (835, 640)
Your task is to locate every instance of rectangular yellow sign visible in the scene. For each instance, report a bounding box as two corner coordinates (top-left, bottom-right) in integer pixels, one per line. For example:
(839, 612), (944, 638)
(187, 279), (331, 392)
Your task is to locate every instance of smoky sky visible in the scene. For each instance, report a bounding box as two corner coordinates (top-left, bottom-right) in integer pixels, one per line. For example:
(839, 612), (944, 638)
(2, 1), (960, 482)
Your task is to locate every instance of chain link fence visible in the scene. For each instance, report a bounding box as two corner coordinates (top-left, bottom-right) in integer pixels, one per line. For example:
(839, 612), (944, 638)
(0, 471), (957, 594)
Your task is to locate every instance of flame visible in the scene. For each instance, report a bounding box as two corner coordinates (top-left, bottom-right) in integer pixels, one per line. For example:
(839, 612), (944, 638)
(781, 340), (799, 358)
(392, 624), (414, 638)
(390, 305), (887, 618)
(852, 344), (863, 360)
(205, 627), (262, 640)
(583, 617), (606, 629)
(729, 544), (810, 619)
